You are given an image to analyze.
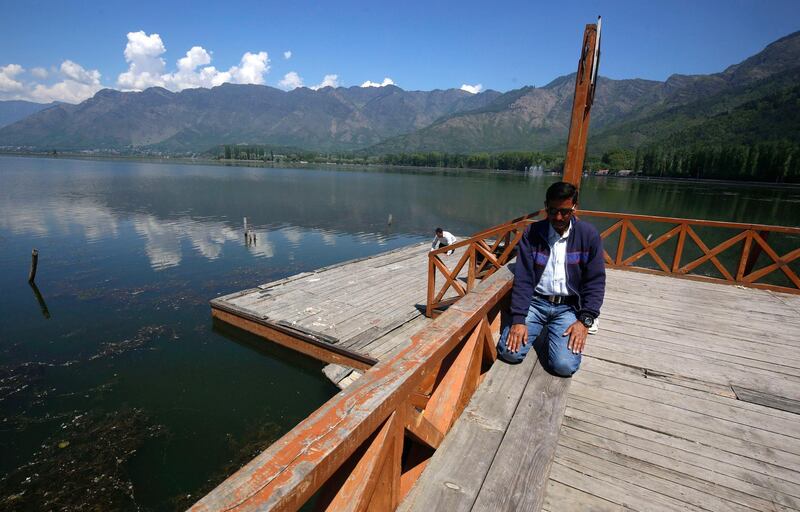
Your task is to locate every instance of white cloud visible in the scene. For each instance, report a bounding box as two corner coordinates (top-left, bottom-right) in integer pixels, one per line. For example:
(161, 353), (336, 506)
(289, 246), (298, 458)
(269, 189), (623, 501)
(0, 64), (25, 93)
(283, 50), (292, 60)
(117, 32), (270, 91)
(163, 46), (228, 90)
(117, 31), (167, 90)
(229, 51), (269, 84)
(61, 60), (101, 84)
(360, 77), (395, 88)
(279, 71), (304, 90)
(460, 83), (483, 94)
(0, 61), (104, 103)
(310, 74), (340, 90)
(3, 31), (272, 103)
(30, 67), (48, 79)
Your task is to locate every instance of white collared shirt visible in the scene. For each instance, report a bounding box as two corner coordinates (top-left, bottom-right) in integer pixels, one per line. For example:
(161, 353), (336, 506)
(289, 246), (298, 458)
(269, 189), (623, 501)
(534, 222), (571, 296)
(430, 231), (457, 251)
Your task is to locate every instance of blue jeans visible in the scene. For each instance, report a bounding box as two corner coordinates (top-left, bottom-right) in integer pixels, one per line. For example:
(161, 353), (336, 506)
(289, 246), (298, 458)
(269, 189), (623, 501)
(496, 296), (581, 376)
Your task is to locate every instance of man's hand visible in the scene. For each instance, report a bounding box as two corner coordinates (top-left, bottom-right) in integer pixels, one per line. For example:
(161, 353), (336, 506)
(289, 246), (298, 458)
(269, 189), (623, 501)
(507, 324), (528, 353)
(564, 321), (589, 354)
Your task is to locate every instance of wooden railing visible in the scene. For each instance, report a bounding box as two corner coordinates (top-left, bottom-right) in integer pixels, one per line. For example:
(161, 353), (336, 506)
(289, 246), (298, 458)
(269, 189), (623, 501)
(426, 211), (545, 317)
(427, 210), (800, 316)
(191, 267), (512, 512)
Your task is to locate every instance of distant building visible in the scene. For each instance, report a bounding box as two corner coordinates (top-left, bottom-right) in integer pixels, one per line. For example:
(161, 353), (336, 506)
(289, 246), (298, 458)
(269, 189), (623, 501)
(595, 169), (610, 176)
(617, 169), (633, 177)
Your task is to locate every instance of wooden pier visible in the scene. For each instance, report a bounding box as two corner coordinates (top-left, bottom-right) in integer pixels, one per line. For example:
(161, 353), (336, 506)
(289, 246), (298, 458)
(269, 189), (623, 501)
(211, 242), (467, 387)
(201, 231), (800, 511)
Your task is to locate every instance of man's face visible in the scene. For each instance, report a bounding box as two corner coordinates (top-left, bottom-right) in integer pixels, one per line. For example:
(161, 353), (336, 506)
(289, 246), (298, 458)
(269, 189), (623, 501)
(545, 197), (576, 233)
(436, 230), (443, 237)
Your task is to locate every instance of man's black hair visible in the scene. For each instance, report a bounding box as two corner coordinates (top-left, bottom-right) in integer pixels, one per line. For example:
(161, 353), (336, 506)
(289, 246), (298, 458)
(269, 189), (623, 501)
(435, 227), (443, 234)
(545, 181), (579, 204)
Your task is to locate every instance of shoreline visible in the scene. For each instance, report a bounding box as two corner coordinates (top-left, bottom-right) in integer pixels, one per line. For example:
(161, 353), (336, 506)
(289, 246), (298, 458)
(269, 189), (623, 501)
(1, 151), (798, 188)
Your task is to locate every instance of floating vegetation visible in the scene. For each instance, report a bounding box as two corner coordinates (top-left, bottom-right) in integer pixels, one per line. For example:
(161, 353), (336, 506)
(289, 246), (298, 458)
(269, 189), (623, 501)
(0, 408), (166, 511)
(90, 325), (175, 360)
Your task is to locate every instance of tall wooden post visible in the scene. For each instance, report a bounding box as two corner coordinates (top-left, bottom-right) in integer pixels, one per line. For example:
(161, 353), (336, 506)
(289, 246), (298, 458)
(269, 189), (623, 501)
(562, 18), (601, 189)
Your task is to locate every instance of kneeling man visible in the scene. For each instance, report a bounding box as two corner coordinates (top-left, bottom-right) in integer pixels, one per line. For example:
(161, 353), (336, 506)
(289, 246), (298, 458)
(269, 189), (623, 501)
(497, 181), (606, 376)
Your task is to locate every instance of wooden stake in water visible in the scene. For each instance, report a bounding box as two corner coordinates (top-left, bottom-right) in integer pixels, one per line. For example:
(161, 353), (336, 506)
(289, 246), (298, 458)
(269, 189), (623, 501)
(387, 214), (393, 225)
(28, 249), (39, 283)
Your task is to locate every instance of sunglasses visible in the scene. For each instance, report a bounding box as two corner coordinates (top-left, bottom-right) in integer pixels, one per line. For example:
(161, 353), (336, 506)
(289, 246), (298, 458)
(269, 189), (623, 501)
(546, 207), (576, 217)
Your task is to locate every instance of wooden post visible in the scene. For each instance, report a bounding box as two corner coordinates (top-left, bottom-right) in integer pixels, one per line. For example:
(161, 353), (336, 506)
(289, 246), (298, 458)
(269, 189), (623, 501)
(562, 19), (601, 189)
(28, 249), (39, 283)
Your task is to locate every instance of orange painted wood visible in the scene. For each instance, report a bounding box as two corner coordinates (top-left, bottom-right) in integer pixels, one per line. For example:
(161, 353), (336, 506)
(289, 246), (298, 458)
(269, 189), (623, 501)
(409, 392), (430, 410)
(423, 318), (484, 433)
(563, 23), (599, 188)
(482, 317), (498, 365)
(467, 245), (477, 291)
(743, 238), (800, 288)
(399, 445), (432, 502)
(672, 224), (687, 273)
(622, 222), (674, 272)
(324, 413), (398, 512)
(615, 219), (629, 265)
(426, 257), (435, 318)
(431, 255), (466, 302)
(211, 308), (374, 371)
(404, 404), (445, 450)
(736, 230), (755, 281)
(680, 227), (742, 280)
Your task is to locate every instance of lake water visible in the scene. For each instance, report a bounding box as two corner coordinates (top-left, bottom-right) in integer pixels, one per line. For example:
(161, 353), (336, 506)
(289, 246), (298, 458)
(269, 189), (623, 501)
(1, 155), (799, 510)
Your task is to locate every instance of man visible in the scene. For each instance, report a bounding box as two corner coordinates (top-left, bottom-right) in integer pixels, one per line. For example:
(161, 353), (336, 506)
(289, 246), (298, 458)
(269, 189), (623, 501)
(430, 228), (456, 255)
(497, 181), (605, 376)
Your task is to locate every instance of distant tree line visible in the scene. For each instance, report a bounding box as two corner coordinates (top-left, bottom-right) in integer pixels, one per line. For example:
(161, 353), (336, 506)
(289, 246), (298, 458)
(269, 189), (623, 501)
(377, 151), (560, 171)
(212, 143), (799, 183)
(634, 141), (799, 183)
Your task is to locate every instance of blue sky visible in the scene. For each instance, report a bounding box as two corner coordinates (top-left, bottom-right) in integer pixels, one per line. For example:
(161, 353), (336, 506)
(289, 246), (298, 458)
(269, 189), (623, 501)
(0, 0), (798, 103)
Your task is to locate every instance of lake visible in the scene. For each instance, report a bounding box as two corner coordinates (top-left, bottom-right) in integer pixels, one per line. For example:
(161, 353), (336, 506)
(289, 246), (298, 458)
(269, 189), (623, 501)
(1, 155), (799, 510)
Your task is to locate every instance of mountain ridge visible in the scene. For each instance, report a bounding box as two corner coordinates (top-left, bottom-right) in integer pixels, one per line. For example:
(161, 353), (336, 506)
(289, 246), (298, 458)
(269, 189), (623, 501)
(1, 30), (798, 155)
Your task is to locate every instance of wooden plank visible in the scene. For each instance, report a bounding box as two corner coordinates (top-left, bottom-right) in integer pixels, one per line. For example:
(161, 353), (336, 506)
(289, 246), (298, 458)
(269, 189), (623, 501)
(568, 380), (800, 452)
(324, 413), (398, 512)
(548, 460), (698, 512)
(562, 406), (800, 495)
(732, 385), (800, 415)
(471, 363), (571, 512)
(542, 480), (622, 512)
(565, 396), (800, 473)
(578, 359), (799, 432)
(558, 434), (785, 512)
(399, 355), (538, 512)
(211, 307), (374, 371)
(559, 421), (800, 509)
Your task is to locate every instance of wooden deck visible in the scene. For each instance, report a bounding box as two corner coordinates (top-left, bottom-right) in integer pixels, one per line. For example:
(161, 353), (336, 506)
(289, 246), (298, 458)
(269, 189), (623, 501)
(210, 244), (800, 511)
(211, 242), (468, 386)
(401, 268), (800, 511)
(542, 271), (800, 512)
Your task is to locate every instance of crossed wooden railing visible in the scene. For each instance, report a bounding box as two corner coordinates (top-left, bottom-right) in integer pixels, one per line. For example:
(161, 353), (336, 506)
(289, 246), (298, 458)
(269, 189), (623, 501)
(427, 210), (800, 317)
(426, 211), (545, 317)
(191, 267), (512, 512)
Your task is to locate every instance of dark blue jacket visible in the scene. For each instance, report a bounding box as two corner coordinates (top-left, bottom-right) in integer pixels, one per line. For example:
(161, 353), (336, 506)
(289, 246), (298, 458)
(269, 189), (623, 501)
(510, 216), (606, 325)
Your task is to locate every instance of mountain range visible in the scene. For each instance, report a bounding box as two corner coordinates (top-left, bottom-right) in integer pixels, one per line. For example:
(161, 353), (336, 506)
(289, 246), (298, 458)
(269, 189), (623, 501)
(0, 100), (59, 129)
(1, 30), (798, 156)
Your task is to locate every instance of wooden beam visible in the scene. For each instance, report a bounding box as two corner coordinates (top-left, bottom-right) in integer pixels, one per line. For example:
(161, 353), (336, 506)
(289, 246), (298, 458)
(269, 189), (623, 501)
(211, 307), (375, 371)
(562, 23), (599, 189)
(405, 404), (445, 450)
(324, 413), (399, 512)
